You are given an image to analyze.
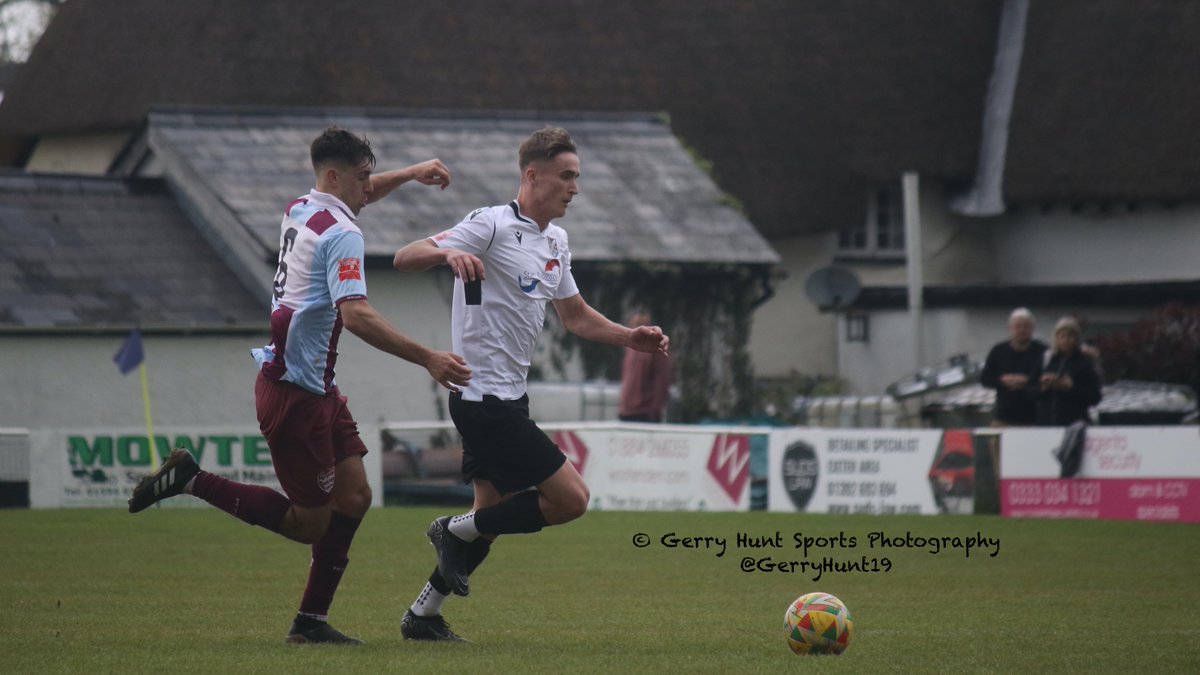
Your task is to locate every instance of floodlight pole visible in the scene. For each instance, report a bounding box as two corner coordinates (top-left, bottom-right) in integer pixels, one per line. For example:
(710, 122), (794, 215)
(903, 171), (923, 374)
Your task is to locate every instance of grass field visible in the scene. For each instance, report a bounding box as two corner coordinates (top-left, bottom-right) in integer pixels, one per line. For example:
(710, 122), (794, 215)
(2, 507), (1198, 673)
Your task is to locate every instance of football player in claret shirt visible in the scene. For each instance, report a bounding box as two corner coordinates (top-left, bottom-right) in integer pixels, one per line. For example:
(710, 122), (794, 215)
(392, 126), (670, 641)
(128, 127), (470, 645)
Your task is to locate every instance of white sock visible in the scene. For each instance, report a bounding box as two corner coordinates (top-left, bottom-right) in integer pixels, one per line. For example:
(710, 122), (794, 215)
(410, 582), (448, 617)
(448, 513), (480, 542)
(183, 476), (196, 494)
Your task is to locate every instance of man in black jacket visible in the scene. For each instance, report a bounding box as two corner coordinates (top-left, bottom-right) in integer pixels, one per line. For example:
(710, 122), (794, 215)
(980, 308), (1047, 426)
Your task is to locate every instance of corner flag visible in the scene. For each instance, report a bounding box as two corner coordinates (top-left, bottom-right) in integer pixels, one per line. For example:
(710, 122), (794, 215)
(113, 327), (145, 375)
(114, 327), (158, 470)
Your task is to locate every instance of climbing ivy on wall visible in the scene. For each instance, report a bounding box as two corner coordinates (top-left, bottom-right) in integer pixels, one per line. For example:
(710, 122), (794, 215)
(539, 261), (772, 422)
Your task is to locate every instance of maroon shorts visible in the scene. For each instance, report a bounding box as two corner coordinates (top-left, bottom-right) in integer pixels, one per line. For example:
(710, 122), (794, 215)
(254, 372), (368, 508)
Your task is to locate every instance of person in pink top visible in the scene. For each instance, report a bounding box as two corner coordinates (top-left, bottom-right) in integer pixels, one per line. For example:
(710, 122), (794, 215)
(618, 310), (673, 422)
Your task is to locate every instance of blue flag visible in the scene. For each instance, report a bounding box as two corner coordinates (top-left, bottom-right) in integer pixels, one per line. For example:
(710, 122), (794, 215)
(113, 327), (144, 375)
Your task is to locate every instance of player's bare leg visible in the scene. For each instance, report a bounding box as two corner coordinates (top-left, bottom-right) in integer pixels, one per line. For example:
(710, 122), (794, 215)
(276, 504), (332, 544)
(532, 461), (589, 525)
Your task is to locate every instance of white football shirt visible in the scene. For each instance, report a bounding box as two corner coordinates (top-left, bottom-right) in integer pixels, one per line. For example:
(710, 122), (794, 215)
(431, 201), (580, 401)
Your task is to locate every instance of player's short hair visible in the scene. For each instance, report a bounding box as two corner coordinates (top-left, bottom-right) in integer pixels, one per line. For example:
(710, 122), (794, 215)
(310, 127), (376, 171)
(1009, 307), (1035, 324)
(519, 127), (577, 169)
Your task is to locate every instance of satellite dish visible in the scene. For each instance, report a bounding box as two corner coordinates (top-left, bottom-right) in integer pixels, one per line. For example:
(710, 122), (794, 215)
(804, 266), (862, 310)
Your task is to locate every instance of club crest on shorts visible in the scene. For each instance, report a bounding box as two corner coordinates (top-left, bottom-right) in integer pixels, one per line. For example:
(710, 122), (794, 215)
(317, 466), (336, 493)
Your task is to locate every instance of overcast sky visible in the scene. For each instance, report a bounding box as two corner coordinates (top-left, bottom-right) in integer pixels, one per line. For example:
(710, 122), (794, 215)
(1, 0), (55, 62)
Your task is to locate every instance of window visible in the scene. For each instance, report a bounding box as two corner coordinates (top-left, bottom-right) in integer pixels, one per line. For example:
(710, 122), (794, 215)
(837, 183), (906, 260)
(846, 313), (869, 343)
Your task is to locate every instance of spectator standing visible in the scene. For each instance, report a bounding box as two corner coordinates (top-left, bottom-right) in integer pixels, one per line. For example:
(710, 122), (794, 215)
(980, 308), (1047, 426)
(618, 310), (672, 422)
(1038, 316), (1103, 426)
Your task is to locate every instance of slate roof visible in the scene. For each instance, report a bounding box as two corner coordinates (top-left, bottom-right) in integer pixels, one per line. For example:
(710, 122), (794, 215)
(0, 172), (264, 329)
(141, 107), (780, 265)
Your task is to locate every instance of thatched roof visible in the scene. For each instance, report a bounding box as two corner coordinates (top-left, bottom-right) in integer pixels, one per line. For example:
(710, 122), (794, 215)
(5, 1), (1198, 233)
(1004, 0), (1200, 203)
(0, 0), (1000, 236)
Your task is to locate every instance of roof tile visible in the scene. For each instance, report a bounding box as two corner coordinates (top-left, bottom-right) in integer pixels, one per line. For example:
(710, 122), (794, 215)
(148, 109), (779, 264)
(0, 173), (264, 329)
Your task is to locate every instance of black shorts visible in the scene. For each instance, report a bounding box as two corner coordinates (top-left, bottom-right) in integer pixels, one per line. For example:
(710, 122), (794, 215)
(449, 392), (566, 495)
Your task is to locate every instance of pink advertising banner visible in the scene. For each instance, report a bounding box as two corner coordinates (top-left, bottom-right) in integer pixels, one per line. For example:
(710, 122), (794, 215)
(999, 427), (1200, 523)
(1001, 478), (1200, 522)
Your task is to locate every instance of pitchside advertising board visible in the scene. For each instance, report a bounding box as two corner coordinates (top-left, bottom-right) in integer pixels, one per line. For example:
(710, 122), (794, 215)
(767, 429), (946, 515)
(999, 427), (1200, 523)
(28, 428), (383, 509)
(541, 424), (759, 511)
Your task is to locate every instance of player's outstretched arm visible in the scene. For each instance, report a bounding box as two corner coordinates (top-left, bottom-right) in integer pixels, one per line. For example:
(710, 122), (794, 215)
(552, 294), (670, 356)
(393, 239), (486, 281)
(367, 159), (452, 204)
(340, 298), (471, 390)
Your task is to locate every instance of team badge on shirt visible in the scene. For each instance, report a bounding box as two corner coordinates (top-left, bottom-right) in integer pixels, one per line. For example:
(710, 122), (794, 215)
(338, 258), (362, 281)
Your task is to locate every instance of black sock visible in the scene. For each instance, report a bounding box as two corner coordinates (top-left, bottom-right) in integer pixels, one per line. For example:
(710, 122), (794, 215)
(428, 538), (493, 594)
(474, 491), (547, 535)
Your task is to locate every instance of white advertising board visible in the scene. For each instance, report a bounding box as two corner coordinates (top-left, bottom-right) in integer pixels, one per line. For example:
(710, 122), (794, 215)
(29, 427), (383, 509)
(767, 429), (944, 515)
(542, 424), (757, 511)
(1000, 426), (1200, 478)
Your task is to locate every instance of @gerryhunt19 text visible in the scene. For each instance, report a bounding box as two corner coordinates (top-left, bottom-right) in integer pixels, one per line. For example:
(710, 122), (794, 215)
(629, 530), (1001, 582)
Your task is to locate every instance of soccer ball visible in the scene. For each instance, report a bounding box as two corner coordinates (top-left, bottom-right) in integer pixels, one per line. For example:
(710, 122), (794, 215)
(784, 592), (853, 655)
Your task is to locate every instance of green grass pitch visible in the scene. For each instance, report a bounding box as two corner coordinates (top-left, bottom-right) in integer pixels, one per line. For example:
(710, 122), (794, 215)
(2, 507), (1198, 673)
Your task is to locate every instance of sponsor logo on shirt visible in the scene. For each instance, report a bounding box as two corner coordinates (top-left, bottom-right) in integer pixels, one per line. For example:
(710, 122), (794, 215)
(338, 258), (362, 281)
(518, 259), (562, 293)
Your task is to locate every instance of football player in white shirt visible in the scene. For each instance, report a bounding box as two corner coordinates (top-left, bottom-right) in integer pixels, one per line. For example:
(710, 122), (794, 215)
(393, 127), (669, 641)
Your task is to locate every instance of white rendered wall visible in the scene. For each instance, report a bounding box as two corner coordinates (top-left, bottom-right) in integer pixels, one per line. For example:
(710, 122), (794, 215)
(25, 132), (133, 175)
(0, 267), (623, 464)
(989, 204), (1200, 285)
(747, 232), (839, 378)
(836, 305), (1149, 394)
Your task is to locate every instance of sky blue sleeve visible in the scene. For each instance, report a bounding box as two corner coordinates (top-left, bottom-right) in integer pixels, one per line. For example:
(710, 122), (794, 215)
(323, 230), (368, 304)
